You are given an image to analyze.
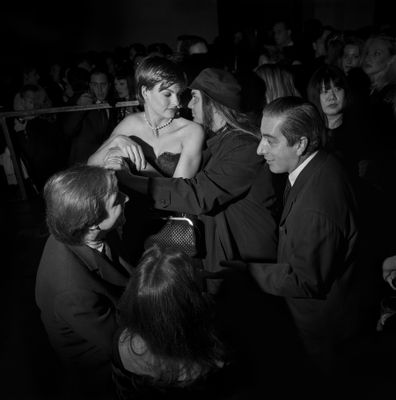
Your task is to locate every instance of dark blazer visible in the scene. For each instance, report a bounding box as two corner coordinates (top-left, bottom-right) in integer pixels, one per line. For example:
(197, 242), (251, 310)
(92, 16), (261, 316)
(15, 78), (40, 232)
(35, 232), (131, 375)
(62, 101), (117, 165)
(147, 128), (279, 276)
(250, 151), (363, 351)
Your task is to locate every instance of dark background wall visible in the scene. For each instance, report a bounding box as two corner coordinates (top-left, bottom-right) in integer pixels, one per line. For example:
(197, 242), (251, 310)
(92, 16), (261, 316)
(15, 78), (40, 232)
(1, 0), (395, 67)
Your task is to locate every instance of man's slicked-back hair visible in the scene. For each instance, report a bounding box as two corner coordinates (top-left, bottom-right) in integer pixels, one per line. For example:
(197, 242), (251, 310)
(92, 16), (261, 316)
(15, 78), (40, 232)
(44, 165), (118, 246)
(263, 96), (326, 154)
(135, 55), (186, 103)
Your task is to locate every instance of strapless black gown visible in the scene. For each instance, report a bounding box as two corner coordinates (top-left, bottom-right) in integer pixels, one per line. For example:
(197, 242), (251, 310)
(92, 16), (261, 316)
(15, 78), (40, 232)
(129, 135), (180, 178)
(122, 136), (181, 264)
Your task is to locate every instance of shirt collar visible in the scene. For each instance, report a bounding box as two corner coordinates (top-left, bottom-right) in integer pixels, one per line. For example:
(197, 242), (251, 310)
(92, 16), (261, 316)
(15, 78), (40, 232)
(288, 151), (318, 186)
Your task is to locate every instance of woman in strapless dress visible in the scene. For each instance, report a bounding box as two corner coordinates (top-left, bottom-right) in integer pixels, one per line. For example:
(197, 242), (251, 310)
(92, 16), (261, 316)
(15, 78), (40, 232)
(88, 56), (204, 262)
(88, 55), (204, 179)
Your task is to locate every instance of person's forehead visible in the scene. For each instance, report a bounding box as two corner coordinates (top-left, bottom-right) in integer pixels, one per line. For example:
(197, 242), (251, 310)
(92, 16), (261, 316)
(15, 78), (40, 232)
(91, 73), (108, 83)
(260, 115), (284, 135)
(156, 82), (181, 92)
(274, 22), (287, 32)
(344, 44), (359, 53)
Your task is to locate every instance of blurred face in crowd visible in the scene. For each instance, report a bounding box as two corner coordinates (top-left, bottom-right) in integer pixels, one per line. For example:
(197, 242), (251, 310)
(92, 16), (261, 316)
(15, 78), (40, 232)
(258, 115), (304, 174)
(273, 22), (291, 47)
(114, 78), (129, 99)
(188, 89), (204, 124)
(362, 38), (394, 79)
(90, 72), (109, 102)
(342, 44), (361, 74)
(319, 81), (345, 117)
(143, 82), (181, 120)
(24, 69), (40, 86)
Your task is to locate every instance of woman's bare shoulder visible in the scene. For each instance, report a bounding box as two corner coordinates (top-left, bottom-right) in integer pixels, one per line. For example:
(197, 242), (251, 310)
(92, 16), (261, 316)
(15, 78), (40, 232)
(176, 117), (204, 134)
(112, 112), (144, 136)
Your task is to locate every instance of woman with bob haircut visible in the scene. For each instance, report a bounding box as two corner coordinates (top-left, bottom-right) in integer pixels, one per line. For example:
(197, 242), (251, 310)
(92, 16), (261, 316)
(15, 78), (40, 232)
(89, 55), (204, 179)
(35, 165), (131, 396)
(307, 64), (370, 177)
(112, 244), (225, 399)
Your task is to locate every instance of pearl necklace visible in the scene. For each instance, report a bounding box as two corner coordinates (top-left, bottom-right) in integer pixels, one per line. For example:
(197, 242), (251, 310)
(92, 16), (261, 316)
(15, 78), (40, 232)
(144, 114), (174, 136)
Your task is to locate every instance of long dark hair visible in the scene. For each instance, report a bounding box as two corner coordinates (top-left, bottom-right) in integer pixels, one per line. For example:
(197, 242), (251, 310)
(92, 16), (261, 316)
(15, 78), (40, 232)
(200, 90), (259, 137)
(118, 245), (224, 386)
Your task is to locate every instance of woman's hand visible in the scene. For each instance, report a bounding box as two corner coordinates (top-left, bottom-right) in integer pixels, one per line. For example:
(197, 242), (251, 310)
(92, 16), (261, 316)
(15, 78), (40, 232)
(111, 135), (146, 171)
(383, 255), (396, 290)
(103, 152), (129, 172)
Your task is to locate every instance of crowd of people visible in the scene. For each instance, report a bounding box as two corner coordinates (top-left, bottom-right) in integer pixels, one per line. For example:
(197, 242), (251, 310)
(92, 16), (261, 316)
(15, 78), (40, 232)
(2, 17), (396, 399)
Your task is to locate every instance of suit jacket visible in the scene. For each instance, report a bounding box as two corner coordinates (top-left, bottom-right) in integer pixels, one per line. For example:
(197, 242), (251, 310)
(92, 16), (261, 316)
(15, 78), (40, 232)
(62, 101), (117, 165)
(35, 232), (132, 374)
(250, 151), (362, 349)
(147, 128), (279, 276)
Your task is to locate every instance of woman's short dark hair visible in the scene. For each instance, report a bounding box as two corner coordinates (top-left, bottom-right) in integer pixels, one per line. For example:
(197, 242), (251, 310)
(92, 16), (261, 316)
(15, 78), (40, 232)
(118, 244), (224, 386)
(135, 55), (186, 103)
(44, 165), (118, 246)
(307, 65), (351, 125)
(263, 96), (326, 155)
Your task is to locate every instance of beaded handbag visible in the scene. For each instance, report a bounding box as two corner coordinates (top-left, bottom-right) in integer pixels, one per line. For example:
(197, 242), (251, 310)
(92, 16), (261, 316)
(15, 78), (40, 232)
(144, 214), (201, 258)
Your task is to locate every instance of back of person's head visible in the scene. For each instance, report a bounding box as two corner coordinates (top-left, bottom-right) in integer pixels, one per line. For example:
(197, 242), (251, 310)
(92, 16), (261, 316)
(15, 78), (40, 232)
(255, 64), (301, 104)
(44, 165), (118, 246)
(187, 36), (209, 55)
(325, 31), (345, 66)
(263, 96), (325, 155)
(129, 43), (147, 61)
(65, 66), (90, 96)
(118, 244), (223, 385)
(190, 67), (257, 135)
(307, 64), (352, 115)
(147, 42), (173, 58)
(313, 25), (335, 58)
(135, 55), (186, 103)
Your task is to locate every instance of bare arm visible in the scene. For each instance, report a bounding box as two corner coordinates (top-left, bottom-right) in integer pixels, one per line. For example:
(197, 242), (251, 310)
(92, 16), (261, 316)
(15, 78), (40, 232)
(172, 123), (205, 178)
(88, 114), (147, 170)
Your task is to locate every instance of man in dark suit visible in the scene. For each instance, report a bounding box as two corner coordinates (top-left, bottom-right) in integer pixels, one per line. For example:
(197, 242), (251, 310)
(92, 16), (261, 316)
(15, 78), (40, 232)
(35, 165), (131, 396)
(224, 98), (377, 380)
(63, 69), (117, 165)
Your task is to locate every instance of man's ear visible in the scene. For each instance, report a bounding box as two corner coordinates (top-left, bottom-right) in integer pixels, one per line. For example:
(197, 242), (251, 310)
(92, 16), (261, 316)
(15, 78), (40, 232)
(141, 85), (148, 99)
(296, 136), (308, 156)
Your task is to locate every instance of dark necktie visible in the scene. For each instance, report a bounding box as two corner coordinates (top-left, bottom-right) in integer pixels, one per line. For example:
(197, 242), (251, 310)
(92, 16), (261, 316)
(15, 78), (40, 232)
(283, 178), (292, 205)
